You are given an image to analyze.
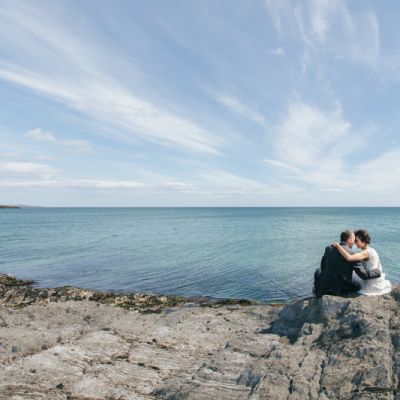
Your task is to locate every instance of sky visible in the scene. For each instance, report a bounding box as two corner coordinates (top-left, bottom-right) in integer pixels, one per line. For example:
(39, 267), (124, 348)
(1, 0), (400, 206)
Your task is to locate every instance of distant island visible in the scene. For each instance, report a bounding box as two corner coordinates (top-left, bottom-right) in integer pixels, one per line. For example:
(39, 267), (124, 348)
(0, 205), (20, 209)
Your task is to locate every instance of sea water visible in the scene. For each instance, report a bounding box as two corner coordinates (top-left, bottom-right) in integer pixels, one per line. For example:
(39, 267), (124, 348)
(1, 207), (399, 302)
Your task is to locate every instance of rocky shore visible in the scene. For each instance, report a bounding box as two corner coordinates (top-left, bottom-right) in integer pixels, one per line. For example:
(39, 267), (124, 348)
(1, 275), (400, 399)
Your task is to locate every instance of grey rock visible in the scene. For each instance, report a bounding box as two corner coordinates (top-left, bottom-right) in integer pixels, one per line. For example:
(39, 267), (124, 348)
(1, 275), (400, 399)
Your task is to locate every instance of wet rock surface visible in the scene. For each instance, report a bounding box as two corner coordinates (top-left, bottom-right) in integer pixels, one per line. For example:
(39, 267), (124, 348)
(0, 274), (187, 313)
(1, 275), (400, 399)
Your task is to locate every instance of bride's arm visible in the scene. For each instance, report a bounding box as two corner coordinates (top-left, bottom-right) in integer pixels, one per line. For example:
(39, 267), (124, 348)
(333, 243), (369, 262)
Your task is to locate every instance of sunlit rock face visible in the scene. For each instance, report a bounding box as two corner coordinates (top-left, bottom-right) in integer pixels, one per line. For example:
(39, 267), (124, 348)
(0, 275), (399, 399)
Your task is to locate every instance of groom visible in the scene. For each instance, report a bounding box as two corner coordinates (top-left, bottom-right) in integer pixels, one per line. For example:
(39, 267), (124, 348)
(313, 229), (361, 298)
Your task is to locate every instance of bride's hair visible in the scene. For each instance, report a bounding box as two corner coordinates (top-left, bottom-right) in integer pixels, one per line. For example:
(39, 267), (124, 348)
(355, 229), (371, 244)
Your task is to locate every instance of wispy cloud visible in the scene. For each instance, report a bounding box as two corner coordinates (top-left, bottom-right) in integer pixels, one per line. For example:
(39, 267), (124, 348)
(269, 47), (285, 56)
(273, 100), (351, 168)
(264, 100), (359, 190)
(263, 158), (300, 173)
(25, 129), (56, 142)
(265, 99), (400, 195)
(37, 155), (55, 161)
(197, 170), (273, 197)
(87, 161), (277, 198)
(265, 0), (380, 68)
(0, 161), (58, 179)
(0, 152), (19, 159)
(0, 2), (220, 155)
(309, 0), (334, 41)
(0, 179), (145, 189)
(161, 180), (199, 193)
(26, 128), (93, 154)
(212, 93), (266, 126)
(352, 149), (400, 193)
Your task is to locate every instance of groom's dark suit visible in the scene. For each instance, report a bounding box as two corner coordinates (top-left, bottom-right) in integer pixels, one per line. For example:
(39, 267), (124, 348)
(314, 243), (361, 297)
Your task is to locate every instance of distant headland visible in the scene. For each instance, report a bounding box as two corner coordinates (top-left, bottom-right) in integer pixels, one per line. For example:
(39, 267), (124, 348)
(0, 204), (42, 209)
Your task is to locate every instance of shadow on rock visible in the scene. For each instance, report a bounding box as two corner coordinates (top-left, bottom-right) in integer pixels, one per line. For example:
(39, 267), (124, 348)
(260, 293), (377, 345)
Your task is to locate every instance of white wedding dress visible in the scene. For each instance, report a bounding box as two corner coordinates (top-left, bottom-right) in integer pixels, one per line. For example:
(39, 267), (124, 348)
(352, 247), (391, 296)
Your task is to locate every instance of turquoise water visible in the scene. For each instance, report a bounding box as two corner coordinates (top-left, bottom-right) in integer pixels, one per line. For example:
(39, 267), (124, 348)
(0, 208), (399, 301)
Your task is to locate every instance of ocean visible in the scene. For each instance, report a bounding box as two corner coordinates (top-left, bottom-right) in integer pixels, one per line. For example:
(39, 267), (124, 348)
(1, 207), (399, 302)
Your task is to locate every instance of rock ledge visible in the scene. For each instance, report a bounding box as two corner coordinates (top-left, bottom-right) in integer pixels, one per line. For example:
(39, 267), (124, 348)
(1, 275), (400, 399)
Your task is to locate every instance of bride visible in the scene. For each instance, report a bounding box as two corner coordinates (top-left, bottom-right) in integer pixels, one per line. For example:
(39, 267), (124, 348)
(334, 229), (391, 296)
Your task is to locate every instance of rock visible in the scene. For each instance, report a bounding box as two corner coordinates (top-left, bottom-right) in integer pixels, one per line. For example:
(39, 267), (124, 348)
(0, 274), (186, 312)
(1, 275), (400, 399)
(0, 274), (34, 286)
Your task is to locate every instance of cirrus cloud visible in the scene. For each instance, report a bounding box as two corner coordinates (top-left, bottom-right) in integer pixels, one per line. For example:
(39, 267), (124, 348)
(25, 128), (93, 154)
(0, 2), (221, 156)
(0, 161), (59, 179)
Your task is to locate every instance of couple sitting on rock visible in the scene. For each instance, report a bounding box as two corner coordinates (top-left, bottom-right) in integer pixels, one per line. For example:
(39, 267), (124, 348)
(314, 229), (391, 298)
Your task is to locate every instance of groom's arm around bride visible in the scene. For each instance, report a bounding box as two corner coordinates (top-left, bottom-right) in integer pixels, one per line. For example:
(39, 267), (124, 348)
(353, 265), (381, 280)
(313, 230), (361, 298)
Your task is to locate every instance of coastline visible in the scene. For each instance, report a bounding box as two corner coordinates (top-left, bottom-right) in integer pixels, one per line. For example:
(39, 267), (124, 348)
(0, 274), (277, 311)
(1, 275), (400, 399)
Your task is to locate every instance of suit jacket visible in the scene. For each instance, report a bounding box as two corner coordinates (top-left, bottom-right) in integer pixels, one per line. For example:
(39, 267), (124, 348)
(319, 243), (361, 295)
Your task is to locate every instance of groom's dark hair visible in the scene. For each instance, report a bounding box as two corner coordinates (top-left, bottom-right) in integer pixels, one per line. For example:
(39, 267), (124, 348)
(340, 229), (353, 242)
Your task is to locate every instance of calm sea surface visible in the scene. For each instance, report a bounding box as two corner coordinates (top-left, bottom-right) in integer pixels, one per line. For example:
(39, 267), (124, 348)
(1, 208), (399, 302)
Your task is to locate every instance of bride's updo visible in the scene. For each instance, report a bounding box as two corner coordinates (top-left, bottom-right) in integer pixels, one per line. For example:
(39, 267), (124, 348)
(355, 229), (371, 244)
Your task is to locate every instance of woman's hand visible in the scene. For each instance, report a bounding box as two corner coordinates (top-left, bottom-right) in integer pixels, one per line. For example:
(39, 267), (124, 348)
(332, 242), (340, 248)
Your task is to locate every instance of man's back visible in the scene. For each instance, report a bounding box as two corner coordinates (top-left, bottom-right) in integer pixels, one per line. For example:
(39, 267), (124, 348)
(319, 244), (360, 295)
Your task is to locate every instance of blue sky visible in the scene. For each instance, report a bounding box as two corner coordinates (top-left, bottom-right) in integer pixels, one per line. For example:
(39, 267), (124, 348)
(1, 0), (399, 206)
